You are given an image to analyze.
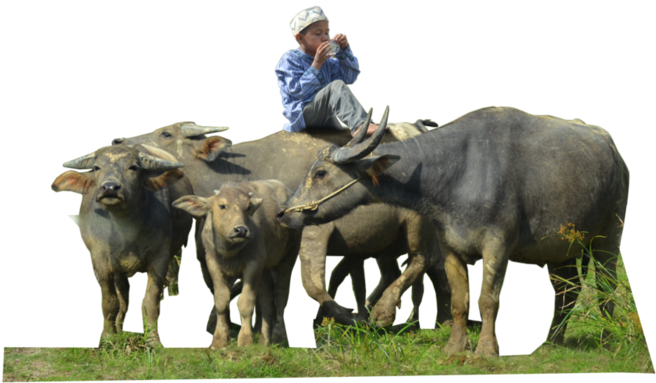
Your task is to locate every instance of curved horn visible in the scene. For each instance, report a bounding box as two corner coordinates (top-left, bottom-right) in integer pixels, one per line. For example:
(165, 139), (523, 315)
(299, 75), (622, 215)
(138, 152), (184, 171)
(63, 152), (97, 169)
(331, 106), (389, 164)
(181, 123), (229, 138)
(344, 108), (373, 148)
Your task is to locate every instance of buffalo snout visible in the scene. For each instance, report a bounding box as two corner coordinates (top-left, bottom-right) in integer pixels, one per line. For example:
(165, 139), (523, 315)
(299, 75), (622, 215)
(229, 225), (249, 238)
(112, 138), (124, 145)
(276, 209), (305, 230)
(101, 182), (121, 192)
(98, 181), (124, 204)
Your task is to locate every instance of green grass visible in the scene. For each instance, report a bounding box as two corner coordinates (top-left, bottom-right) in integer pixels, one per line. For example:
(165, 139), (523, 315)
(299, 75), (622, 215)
(4, 243), (653, 380)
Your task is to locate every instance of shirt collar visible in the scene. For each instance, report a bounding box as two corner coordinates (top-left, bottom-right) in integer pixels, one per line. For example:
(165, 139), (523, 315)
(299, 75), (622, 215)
(292, 49), (315, 65)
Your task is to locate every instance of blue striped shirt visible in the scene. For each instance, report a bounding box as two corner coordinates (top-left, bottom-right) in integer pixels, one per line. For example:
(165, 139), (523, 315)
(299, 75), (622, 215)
(276, 45), (360, 132)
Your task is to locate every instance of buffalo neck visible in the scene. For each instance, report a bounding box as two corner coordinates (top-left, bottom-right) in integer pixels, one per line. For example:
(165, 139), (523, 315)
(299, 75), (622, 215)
(81, 188), (158, 242)
(368, 129), (466, 224)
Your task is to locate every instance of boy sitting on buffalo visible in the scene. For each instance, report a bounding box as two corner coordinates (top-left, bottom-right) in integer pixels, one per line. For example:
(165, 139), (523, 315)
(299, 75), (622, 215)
(276, 6), (382, 136)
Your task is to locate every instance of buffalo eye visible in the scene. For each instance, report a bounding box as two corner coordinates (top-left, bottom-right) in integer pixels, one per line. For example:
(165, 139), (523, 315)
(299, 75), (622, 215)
(93, 166), (100, 172)
(128, 165), (139, 171)
(161, 132), (172, 138)
(315, 170), (327, 179)
(219, 204), (226, 210)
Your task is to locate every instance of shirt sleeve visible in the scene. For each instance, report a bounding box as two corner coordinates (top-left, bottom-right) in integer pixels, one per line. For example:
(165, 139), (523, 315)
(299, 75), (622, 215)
(276, 53), (324, 101)
(331, 45), (360, 84)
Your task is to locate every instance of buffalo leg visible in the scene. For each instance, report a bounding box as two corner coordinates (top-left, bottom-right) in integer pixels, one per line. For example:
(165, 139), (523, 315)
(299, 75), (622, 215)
(427, 259), (453, 326)
(370, 252), (428, 327)
(366, 254), (402, 311)
(257, 271), (275, 346)
(407, 274), (424, 326)
(114, 273), (130, 334)
(475, 244), (509, 357)
(253, 273), (272, 335)
(299, 226), (360, 325)
(328, 256), (367, 313)
(349, 260), (367, 315)
(142, 264), (167, 347)
(591, 234), (621, 340)
(443, 250), (470, 354)
(98, 273), (120, 341)
(546, 257), (580, 345)
(165, 250), (182, 296)
(272, 252), (297, 344)
(207, 258), (232, 349)
(205, 281), (242, 335)
(196, 221), (223, 335)
(236, 263), (261, 347)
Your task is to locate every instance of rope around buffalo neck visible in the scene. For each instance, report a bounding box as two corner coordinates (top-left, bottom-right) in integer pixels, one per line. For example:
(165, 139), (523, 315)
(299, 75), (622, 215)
(283, 176), (364, 214)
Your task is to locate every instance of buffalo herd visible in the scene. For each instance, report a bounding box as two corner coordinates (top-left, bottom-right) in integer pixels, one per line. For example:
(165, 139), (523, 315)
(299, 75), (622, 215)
(52, 106), (628, 357)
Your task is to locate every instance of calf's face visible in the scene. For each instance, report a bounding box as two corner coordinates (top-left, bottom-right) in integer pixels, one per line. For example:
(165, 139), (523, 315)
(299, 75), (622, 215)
(173, 188), (263, 248)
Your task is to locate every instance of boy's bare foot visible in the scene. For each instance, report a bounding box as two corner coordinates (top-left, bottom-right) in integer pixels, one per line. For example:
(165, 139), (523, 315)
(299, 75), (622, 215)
(352, 123), (388, 137)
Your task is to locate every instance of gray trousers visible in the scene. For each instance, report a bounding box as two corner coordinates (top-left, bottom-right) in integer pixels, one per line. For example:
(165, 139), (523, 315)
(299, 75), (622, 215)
(302, 80), (369, 133)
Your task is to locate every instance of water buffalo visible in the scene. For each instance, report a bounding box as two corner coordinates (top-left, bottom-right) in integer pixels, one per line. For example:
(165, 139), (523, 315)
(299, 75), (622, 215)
(113, 121), (451, 330)
(67, 212), (182, 300)
(278, 106), (629, 357)
(51, 145), (194, 346)
(174, 180), (300, 347)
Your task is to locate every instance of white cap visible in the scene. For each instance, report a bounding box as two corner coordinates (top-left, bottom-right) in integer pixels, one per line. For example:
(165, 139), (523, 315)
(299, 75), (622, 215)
(290, 6), (328, 36)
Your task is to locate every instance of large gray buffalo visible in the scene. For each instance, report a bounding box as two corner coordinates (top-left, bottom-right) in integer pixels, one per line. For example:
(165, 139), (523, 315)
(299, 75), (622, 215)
(278, 106), (629, 357)
(51, 145), (194, 346)
(113, 121), (451, 330)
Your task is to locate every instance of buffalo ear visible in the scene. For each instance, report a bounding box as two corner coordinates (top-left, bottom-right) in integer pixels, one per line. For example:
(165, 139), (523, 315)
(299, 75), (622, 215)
(144, 169), (184, 192)
(356, 155), (401, 185)
(52, 171), (95, 194)
(196, 136), (232, 162)
(247, 197), (263, 216)
(172, 195), (211, 218)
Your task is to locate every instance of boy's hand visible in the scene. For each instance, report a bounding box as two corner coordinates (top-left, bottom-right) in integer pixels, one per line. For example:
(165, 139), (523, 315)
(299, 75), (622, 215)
(312, 42), (332, 70)
(333, 34), (348, 49)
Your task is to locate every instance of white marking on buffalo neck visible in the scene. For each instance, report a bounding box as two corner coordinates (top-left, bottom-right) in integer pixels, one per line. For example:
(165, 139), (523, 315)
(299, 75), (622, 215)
(176, 140), (184, 159)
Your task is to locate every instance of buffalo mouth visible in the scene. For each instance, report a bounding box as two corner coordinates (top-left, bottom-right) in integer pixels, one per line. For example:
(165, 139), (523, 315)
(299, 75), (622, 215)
(97, 192), (125, 205)
(226, 233), (249, 243)
(276, 210), (306, 230)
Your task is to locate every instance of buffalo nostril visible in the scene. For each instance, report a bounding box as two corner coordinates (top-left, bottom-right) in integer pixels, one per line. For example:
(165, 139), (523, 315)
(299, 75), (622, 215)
(233, 226), (248, 237)
(102, 182), (121, 192)
(112, 138), (124, 145)
(276, 210), (285, 221)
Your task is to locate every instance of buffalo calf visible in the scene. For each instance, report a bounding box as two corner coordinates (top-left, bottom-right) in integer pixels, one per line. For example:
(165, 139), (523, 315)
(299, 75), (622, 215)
(173, 180), (299, 348)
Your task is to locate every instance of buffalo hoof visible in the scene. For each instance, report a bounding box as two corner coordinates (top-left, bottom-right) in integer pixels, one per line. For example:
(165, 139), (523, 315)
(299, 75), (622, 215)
(272, 325), (288, 345)
(237, 330), (253, 347)
(210, 341), (228, 350)
(354, 311), (370, 322)
(370, 303), (397, 328)
(258, 335), (271, 346)
(210, 338), (229, 350)
(444, 325), (469, 354)
(475, 339), (499, 357)
(146, 333), (164, 348)
(321, 301), (363, 326)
